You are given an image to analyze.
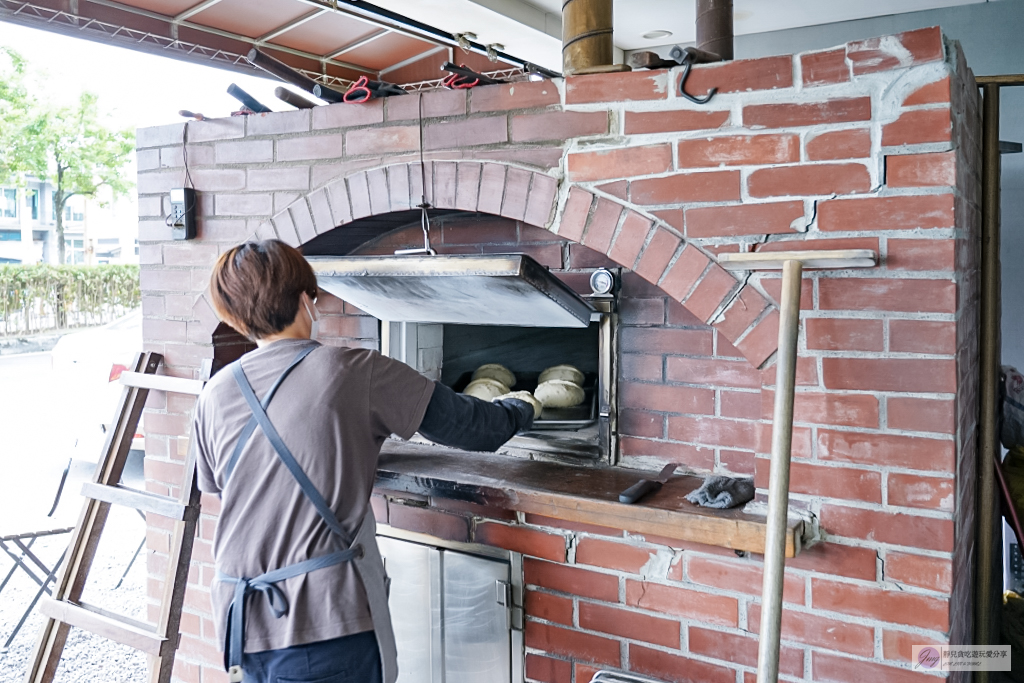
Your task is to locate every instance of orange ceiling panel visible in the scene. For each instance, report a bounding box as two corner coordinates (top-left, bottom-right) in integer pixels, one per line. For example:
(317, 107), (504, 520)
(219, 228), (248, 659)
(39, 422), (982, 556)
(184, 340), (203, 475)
(189, 0), (313, 39)
(114, 0), (202, 16)
(1, 0), (545, 88)
(340, 31), (437, 72)
(269, 11), (382, 55)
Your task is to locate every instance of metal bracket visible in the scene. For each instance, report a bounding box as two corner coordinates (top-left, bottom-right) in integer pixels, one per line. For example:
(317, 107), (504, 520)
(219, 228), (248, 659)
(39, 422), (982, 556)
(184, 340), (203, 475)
(393, 203), (437, 256)
(496, 579), (523, 630)
(669, 45), (722, 105)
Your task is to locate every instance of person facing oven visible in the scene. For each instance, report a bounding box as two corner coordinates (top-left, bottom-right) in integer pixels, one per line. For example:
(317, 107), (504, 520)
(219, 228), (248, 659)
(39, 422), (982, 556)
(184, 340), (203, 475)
(193, 239), (534, 683)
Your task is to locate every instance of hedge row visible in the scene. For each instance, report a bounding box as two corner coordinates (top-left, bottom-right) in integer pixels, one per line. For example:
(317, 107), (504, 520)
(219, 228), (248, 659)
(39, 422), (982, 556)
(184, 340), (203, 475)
(0, 264), (140, 335)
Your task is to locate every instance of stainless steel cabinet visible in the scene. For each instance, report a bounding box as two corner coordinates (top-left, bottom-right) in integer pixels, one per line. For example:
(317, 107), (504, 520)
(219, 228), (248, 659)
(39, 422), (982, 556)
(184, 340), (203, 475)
(378, 535), (521, 683)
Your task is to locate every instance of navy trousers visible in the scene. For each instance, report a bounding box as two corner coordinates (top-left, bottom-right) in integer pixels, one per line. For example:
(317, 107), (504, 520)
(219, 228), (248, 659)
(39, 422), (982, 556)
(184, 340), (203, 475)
(241, 630), (382, 683)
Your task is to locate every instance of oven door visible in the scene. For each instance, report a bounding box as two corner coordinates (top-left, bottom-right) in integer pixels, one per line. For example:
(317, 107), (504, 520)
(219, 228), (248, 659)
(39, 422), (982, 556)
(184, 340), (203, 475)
(309, 254), (596, 328)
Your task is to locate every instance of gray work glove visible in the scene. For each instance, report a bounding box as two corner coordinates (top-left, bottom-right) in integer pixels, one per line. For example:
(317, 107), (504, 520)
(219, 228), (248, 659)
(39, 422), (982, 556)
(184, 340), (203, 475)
(498, 398), (535, 432)
(685, 475), (755, 509)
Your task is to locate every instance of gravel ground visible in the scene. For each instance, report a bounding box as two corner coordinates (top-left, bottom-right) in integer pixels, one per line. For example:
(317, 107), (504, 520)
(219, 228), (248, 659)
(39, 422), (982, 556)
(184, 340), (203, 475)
(1, 349), (152, 682)
(0, 333), (63, 357)
(0, 506), (150, 682)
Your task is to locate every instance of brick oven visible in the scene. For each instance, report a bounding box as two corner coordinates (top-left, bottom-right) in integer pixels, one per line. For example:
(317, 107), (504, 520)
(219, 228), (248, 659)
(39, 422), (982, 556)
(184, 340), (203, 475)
(137, 26), (981, 683)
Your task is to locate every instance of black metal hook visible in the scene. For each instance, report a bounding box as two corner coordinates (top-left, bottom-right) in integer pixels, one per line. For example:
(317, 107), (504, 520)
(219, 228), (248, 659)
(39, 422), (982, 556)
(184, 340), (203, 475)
(670, 45), (718, 105)
(678, 57), (717, 104)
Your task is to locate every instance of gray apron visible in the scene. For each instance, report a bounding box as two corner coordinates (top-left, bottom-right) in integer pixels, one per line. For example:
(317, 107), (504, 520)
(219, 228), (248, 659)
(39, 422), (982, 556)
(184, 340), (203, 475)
(215, 345), (399, 683)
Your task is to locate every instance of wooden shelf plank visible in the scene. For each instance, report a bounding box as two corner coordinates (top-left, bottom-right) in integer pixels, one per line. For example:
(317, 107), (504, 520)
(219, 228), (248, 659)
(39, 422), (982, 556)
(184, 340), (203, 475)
(375, 442), (809, 557)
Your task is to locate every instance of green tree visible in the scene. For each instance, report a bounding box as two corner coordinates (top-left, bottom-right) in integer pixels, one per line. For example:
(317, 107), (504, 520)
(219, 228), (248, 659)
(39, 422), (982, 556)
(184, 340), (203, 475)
(0, 47), (33, 183)
(20, 92), (135, 264)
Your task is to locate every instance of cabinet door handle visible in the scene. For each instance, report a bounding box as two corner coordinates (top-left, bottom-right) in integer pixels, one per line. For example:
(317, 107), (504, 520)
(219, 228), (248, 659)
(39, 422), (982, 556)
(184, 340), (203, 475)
(495, 580), (512, 607)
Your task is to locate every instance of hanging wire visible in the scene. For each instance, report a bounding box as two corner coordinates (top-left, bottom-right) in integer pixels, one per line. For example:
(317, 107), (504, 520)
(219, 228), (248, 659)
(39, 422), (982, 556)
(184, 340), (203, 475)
(165, 122), (196, 228)
(396, 91), (436, 256)
(182, 121), (195, 190)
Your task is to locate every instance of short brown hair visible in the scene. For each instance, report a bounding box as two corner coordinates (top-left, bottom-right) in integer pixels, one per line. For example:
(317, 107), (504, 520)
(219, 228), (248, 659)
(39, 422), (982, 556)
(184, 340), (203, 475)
(209, 240), (318, 340)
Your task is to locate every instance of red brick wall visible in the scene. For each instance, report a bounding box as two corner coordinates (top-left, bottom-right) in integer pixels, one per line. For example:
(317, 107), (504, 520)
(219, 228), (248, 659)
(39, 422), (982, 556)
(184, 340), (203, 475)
(136, 27), (981, 683)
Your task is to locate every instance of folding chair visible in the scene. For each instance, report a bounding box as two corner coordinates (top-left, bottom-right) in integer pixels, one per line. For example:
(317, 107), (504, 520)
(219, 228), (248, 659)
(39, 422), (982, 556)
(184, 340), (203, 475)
(0, 445), (148, 651)
(0, 459), (86, 653)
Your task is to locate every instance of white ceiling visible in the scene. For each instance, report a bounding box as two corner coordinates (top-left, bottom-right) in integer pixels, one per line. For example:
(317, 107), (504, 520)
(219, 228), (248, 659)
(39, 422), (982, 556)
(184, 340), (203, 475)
(375, 0), (991, 70)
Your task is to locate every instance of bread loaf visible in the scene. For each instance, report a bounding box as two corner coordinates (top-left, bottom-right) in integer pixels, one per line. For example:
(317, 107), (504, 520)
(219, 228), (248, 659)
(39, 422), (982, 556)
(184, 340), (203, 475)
(471, 363), (516, 388)
(534, 379), (585, 408)
(538, 364), (584, 386)
(463, 378), (510, 400)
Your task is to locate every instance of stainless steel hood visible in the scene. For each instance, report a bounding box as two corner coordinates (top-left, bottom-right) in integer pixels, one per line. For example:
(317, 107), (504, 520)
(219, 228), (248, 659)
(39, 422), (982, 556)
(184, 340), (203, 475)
(308, 254), (596, 328)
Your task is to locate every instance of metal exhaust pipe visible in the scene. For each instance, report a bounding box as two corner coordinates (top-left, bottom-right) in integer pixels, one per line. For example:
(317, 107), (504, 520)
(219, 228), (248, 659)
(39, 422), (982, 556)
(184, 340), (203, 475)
(696, 0), (733, 61)
(562, 0), (627, 75)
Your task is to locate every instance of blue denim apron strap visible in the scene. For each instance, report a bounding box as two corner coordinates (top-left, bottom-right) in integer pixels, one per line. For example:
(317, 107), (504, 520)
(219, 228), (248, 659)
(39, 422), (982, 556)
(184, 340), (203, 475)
(218, 546), (364, 680)
(231, 358), (352, 544)
(224, 345), (317, 482)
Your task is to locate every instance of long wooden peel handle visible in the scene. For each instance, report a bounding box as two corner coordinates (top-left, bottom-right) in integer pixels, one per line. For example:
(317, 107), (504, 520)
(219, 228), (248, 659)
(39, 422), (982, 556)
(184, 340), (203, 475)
(756, 259), (803, 683)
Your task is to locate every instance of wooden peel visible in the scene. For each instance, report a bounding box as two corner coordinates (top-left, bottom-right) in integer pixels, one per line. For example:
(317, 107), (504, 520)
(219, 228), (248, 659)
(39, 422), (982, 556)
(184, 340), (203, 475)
(719, 249), (878, 683)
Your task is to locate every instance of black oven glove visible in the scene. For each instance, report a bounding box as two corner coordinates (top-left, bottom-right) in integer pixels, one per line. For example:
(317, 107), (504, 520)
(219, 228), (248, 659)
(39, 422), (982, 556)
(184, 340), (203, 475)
(417, 381), (534, 452)
(685, 475), (755, 509)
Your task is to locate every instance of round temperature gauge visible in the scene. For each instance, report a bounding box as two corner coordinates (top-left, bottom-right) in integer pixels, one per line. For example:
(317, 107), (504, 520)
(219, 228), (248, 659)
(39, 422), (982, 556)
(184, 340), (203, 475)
(590, 268), (615, 295)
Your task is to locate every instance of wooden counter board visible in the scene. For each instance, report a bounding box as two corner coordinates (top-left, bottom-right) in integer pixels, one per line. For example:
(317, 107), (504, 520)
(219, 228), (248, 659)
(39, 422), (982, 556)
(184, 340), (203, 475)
(376, 441), (807, 557)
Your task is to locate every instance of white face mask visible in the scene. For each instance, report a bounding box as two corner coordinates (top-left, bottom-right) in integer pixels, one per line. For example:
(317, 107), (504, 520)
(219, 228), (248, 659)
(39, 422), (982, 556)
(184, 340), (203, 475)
(303, 297), (320, 340)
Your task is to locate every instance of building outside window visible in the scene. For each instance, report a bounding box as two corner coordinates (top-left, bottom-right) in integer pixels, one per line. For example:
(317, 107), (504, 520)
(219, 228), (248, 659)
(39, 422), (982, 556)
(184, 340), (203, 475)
(51, 193), (85, 223)
(64, 238), (84, 264)
(2, 188), (17, 219)
(0, 177), (136, 266)
(95, 238), (121, 264)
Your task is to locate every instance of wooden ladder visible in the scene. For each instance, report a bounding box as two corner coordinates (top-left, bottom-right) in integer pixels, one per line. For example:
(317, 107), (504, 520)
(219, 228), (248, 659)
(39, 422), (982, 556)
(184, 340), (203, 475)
(24, 351), (206, 683)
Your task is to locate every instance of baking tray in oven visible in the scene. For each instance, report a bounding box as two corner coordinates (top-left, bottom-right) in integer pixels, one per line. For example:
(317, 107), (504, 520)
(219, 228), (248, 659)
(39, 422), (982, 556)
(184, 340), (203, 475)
(451, 372), (598, 430)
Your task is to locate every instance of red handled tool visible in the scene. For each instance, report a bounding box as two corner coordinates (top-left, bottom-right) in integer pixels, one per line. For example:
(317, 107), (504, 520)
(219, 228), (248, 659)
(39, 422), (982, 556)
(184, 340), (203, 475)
(343, 76), (374, 103)
(440, 62), (506, 89)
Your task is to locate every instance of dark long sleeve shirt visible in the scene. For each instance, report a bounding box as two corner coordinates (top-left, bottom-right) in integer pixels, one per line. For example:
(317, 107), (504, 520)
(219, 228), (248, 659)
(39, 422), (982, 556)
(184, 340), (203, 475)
(417, 381), (534, 452)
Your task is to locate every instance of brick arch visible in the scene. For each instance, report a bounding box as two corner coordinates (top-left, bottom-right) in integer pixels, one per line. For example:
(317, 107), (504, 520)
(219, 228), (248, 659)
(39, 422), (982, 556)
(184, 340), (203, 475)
(193, 160), (780, 368)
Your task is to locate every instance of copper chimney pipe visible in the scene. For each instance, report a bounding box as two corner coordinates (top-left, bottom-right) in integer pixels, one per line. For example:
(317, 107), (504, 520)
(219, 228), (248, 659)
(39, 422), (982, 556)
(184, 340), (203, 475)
(696, 0), (733, 61)
(562, 0), (627, 75)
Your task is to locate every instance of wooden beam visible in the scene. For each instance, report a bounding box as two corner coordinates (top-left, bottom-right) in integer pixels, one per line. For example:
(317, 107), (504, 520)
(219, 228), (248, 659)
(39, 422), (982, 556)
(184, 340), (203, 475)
(976, 74), (1024, 86)
(79, 483), (189, 521)
(37, 599), (165, 656)
(717, 249), (877, 271)
(119, 372), (204, 396)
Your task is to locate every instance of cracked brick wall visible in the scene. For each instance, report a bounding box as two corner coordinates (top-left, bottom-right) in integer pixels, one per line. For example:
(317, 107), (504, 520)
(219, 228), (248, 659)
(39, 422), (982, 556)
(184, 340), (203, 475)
(136, 26), (980, 683)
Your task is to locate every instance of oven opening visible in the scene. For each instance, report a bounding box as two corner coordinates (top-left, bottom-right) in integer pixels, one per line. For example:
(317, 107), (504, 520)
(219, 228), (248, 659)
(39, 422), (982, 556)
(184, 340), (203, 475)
(444, 319), (610, 460)
(442, 323), (600, 427)
(383, 297), (617, 463)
